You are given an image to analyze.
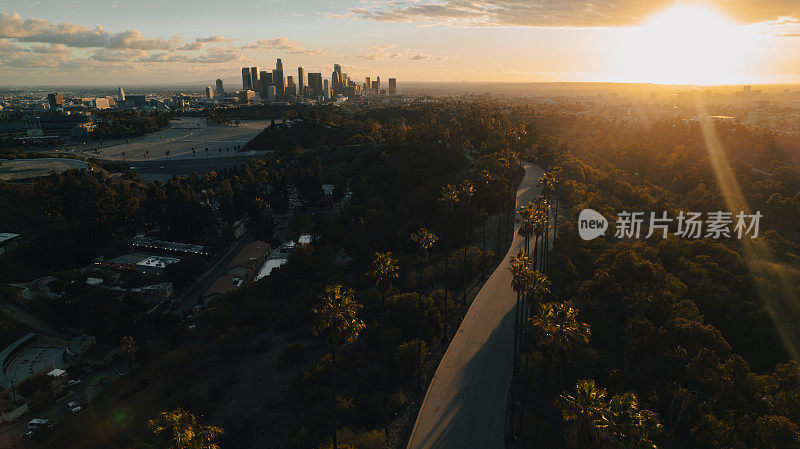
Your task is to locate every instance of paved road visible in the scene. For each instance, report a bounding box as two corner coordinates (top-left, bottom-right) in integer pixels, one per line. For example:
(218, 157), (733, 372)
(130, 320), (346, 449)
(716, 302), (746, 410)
(407, 162), (543, 449)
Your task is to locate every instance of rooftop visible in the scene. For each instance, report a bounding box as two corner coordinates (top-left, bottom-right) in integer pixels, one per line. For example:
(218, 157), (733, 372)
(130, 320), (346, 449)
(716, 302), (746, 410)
(0, 233), (20, 244)
(227, 241), (270, 270)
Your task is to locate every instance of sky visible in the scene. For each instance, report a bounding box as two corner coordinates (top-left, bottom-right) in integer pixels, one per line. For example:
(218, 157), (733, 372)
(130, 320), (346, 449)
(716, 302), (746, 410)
(3, 0), (800, 86)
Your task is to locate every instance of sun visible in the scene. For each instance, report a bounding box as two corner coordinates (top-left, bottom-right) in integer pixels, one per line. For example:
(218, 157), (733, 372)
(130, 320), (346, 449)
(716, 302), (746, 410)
(607, 3), (758, 85)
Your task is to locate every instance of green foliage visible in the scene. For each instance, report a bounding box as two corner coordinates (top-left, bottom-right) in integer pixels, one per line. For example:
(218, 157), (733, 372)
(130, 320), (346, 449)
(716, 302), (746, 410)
(279, 341), (309, 367)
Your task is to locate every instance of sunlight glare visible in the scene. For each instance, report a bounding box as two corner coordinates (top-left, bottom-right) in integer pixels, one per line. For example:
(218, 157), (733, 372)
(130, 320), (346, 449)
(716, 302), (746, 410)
(608, 3), (758, 84)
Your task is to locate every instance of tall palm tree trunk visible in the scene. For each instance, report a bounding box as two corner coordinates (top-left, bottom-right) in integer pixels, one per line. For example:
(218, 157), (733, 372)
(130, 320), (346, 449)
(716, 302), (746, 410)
(332, 348), (338, 449)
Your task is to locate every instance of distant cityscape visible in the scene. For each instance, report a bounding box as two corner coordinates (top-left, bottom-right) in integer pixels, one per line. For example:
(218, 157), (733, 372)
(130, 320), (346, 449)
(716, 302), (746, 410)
(228, 59), (397, 103)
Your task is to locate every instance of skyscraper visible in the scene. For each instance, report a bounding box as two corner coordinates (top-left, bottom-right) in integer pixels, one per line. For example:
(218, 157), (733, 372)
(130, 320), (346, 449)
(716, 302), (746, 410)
(364, 77), (370, 94)
(376, 76), (381, 93)
(47, 93), (63, 109)
(242, 67), (252, 91)
(297, 67), (305, 97)
(276, 58), (283, 72)
(117, 87), (125, 101)
(258, 71), (269, 98)
(286, 76), (296, 96)
(331, 64), (342, 97)
(205, 86), (213, 98)
(273, 68), (285, 96)
(215, 79), (224, 98)
(323, 79), (329, 99)
(388, 78), (397, 95)
(250, 67), (259, 91)
(308, 73), (323, 98)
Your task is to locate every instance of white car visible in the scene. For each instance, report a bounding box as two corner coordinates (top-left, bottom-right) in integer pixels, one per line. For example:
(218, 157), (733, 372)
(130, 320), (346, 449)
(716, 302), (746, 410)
(64, 379), (82, 388)
(65, 401), (82, 414)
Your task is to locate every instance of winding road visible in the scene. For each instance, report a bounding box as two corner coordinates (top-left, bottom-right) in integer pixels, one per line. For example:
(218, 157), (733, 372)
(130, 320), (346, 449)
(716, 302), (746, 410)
(407, 162), (544, 449)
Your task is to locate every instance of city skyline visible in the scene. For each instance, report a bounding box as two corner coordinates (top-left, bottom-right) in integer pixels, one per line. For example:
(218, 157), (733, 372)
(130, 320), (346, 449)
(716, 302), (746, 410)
(4, 1), (800, 86)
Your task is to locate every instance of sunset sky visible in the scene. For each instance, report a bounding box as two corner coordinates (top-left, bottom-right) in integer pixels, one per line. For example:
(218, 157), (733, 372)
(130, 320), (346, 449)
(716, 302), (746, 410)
(3, 0), (800, 86)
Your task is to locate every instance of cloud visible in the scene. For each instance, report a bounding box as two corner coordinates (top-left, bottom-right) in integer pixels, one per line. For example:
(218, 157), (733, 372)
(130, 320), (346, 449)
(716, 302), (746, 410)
(359, 44), (393, 60)
(0, 12), (182, 49)
(345, 0), (800, 27)
(240, 37), (326, 55)
(359, 44), (447, 61)
(196, 34), (233, 43)
(178, 41), (204, 50)
(0, 38), (72, 68)
(188, 51), (247, 64)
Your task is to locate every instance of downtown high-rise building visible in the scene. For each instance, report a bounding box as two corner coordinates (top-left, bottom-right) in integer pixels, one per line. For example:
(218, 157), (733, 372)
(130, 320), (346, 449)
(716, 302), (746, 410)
(273, 59), (285, 96)
(117, 87), (125, 101)
(260, 71), (274, 98)
(331, 64), (342, 97)
(47, 93), (63, 109)
(297, 67), (305, 97)
(308, 73), (323, 98)
(205, 86), (213, 98)
(286, 75), (296, 96)
(388, 78), (397, 95)
(242, 67), (252, 91)
(215, 79), (224, 98)
(323, 79), (329, 99)
(250, 67), (259, 91)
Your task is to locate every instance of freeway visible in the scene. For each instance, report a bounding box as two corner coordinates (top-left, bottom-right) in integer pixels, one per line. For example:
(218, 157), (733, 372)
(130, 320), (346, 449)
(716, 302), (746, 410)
(407, 162), (544, 449)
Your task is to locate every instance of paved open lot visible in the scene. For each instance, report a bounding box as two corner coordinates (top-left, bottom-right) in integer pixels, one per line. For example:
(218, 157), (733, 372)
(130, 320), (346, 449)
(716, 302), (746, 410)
(0, 158), (88, 181)
(74, 118), (270, 162)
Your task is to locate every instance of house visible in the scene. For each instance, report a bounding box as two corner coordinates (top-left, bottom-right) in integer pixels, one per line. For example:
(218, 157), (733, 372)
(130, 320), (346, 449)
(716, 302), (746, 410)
(203, 273), (244, 303)
(0, 233), (20, 256)
(227, 241), (270, 280)
(141, 282), (173, 305)
(83, 344), (122, 368)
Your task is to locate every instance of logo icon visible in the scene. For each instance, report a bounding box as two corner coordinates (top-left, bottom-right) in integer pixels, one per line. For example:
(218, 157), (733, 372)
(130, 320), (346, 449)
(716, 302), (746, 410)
(578, 209), (608, 240)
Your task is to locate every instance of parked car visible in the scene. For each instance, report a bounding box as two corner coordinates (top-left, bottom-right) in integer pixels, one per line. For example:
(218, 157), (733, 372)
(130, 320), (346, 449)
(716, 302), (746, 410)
(64, 379), (82, 388)
(27, 419), (53, 432)
(117, 367), (129, 376)
(65, 402), (81, 414)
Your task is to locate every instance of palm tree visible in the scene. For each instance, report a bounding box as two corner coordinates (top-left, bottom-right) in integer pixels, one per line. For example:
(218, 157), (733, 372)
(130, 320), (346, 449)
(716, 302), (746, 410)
(205, 147), (209, 158)
(366, 252), (399, 438)
(145, 149), (150, 162)
(149, 407), (223, 449)
(121, 335), (135, 368)
(314, 285), (365, 449)
(558, 380), (609, 449)
(530, 301), (590, 392)
(367, 251), (399, 316)
(550, 167), (563, 240)
(459, 180), (475, 305)
(537, 176), (554, 269)
(410, 227), (437, 388)
(438, 185), (459, 336)
(516, 202), (536, 255)
(192, 147), (196, 158)
(166, 150), (171, 160)
(606, 391), (663, 449)
(121, 151), (126, 162)
(497, 151), (517, 243)
(226, 147), (230, 157)
(477, 170), (495, 278)
(218, 148), (222, 157)
(509, 251), (533, 370)
(534, 196), (551, 270)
